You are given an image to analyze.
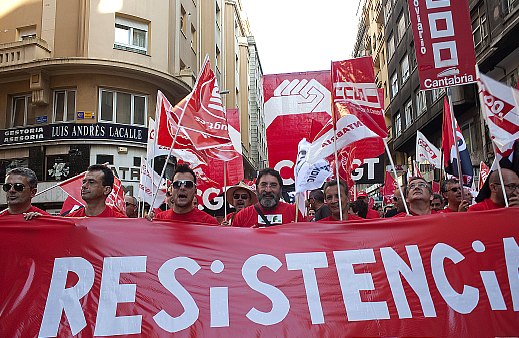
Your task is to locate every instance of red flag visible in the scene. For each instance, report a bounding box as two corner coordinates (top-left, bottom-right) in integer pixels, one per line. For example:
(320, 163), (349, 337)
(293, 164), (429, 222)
(166, 56), (232, 150)
(479, 161), (490, 190)
(59, 195), (84, 216)
(441, 98), (473, 185)
(382, 171), (398, 204)
(432, 181), (440, 194)
(413, 160), (423, 178)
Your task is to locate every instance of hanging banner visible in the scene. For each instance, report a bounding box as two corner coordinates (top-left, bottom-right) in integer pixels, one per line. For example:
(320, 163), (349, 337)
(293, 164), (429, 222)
(407, 0), (476, 90)
(264, 71), (332, 185)
(1, 210), (519, 337)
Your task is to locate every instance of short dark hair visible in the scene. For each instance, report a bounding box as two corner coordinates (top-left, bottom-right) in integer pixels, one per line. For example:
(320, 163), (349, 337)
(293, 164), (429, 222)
(88, 164), (114, 188)
(256, 168), (283, 187)
(323, 179), (348, 196)
(309, 189), (324, 203)
(432, 193), (443, 203)
(440, 178), (459, 193)
(173, 164), (196, 184)
(6, 167), (38, 188)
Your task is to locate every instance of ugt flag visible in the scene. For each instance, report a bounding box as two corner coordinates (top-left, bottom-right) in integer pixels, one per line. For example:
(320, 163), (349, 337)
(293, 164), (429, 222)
(442, 98), (473, 185)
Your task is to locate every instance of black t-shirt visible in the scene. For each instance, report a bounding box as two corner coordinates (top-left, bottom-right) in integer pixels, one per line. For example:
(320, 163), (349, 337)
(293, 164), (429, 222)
(314, 204), (332, 221)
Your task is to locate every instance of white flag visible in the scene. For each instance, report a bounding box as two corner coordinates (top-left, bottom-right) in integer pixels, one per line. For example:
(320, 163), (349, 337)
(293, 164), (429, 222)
(294, 138), (332, 193)
(138, 157), (167, 208)
(477, 71), (519, 152)
(147, 118), (170, 161)
(416, 131), (441, 168)
(306, 115), (379, 164)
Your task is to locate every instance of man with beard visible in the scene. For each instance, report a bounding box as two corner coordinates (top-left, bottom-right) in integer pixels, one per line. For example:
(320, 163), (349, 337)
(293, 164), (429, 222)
(154, 164), (219, 224)
(395, 177), (434, 216)
(440, 178), (469, 213)
(0, 167), (50, 219)
(469, 168), (519, 211)
(318, 179), (363, 221)
(66, 164), (126, 217)
(232, 168), (301, 227)
(222, 181), (257, 226)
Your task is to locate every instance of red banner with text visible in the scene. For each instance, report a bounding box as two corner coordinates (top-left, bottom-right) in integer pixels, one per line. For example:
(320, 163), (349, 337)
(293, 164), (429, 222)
(407, 0), (476, 90)
(1, 211), (518, 337)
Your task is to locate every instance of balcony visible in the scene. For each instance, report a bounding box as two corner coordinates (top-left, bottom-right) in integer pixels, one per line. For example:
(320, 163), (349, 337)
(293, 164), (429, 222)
(0, 37), (51, 68)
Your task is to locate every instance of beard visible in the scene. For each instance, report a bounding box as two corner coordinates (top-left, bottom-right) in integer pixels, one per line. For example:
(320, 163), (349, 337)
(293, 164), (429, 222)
(258, 192), (280, 209)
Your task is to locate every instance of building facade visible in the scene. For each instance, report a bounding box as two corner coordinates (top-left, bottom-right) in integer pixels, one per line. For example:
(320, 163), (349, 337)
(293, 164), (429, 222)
(0, 0), (267, 212)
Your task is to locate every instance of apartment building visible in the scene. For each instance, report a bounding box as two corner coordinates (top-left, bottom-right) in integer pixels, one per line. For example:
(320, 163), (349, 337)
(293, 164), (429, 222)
(0, 0), (267, 211)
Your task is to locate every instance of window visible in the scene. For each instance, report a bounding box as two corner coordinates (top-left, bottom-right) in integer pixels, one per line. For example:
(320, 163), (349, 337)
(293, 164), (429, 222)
(17, 25), (36, 41)
(471, 5), (488, 48)
(10, 94), (35, 127)
(404, 99), (413, 129)
(387, 33), (395, 59)
(400, 53), (409, 83)
(96, 155), (114, 165)
(180, 6), (187, 35)
(53, 90), (76, 122)
(504, 0), (517, 15)
(394, 112), (402, 137)
(431, 87), (445, 102)
(384, 0), (392, 25)
(114, 16), (148, 53)
(461, 121), (478, 154)
(415, 89), (426, 115)
(390, 72), (399, 98)
(99, 89), (147, 125)
(397, 13), (406, 43)
(190, 24), (197, 51)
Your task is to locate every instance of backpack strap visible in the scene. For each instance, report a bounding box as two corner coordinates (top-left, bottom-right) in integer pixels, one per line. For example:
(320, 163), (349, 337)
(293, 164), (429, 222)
(254, 203), (271, 226)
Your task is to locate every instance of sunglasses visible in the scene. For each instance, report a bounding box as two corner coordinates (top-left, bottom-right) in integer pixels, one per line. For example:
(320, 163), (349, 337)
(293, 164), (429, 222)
(448, 187), (460, 193)
(171, 180), (195, 189)
(233, 193), (249, 200)
(2, 183), (26, 192)
(125, 202), (136, 207)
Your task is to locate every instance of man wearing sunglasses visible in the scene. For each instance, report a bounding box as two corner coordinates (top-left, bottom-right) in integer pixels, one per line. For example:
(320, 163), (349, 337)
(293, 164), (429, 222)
(66, 164), (126, 217)
(440, 178), (470, 213)
(125, 195), (138, 218)
(232, 168), (302, 227)
(469, 168), (519, 211)
(222, 181), (257, 226)
(154, 164), (218, 225)
(0, 167), (50, 219)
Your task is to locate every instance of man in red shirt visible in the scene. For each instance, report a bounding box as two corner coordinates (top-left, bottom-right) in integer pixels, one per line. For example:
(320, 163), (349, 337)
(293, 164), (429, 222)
(469, 168), (519, 211)
(66, 164), (126, 217)
(356, 191), (380, 218)
(0, 167), (50, 219)
(440, 178), (469, 213)
(319, 179), (363, 222)
(154, 164), (219, 225)
(232, 168), (301, 227)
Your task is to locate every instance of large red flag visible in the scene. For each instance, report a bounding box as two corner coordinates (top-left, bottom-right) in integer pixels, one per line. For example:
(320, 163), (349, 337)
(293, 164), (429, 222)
(382, 170), (398, 204)
(166, 56), (232, 150)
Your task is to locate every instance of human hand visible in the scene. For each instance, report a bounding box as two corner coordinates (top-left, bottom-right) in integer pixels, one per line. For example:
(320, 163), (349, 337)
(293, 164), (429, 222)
(23, 212), (42, 220)
(457, 200), (470, 212)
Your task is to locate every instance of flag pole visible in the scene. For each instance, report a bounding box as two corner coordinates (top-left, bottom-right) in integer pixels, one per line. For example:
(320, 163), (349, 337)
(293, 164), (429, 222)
(383, 138), (410, 215)
(492, 142), (510, 207)
(224, 161), (228, 221)
(446, 87), (465, 201)
(330, 63), (343, 221)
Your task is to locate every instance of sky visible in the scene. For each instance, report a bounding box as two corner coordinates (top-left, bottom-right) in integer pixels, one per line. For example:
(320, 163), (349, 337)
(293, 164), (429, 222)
(240, 0), (361, 75)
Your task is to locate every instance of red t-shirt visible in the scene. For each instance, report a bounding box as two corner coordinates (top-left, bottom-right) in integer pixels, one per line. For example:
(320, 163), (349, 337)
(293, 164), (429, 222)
(66, 206), (127, 218)
(154, 208), (219, 225)
(0, 205), (50, 217)
(318, 214), (364, 222)
(440, 207), (457, 213)
(366, 209), (380, 219)
(394, 209), (438, 217)
(468, 198), (503, 212)
(232, 202), (302, 228)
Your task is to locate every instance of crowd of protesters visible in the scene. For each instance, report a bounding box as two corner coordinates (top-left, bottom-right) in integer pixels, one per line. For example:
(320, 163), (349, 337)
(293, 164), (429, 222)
(1, 163), (518, 227)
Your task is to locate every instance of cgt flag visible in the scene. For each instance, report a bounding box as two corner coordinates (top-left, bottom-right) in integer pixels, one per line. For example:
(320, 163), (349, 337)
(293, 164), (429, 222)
(442, 98), (473, 185)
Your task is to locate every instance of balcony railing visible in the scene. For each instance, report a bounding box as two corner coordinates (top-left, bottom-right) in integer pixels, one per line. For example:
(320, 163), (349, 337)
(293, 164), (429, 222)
(0, 37), (51, 68)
